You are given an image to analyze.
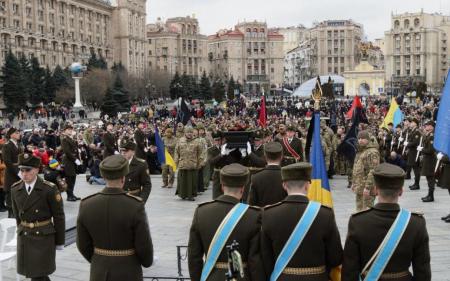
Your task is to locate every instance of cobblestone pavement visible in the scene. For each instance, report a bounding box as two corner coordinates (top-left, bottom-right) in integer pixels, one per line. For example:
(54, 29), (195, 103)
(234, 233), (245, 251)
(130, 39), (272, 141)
(0, 174), (449, 280)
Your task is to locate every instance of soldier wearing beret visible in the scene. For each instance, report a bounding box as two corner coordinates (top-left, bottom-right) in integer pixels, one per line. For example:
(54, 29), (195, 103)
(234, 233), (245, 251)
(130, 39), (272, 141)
(162, 128), (177, 188)
(2, 127), (23, 217)
(352, 130), (380, 211)
(342, 163), (431, 281)
(134, 121), (148, 160)
(248, 142), (286, 207)
(11, 153), (65, 281)
(405, 118), (422, 190)
(418, 120), (436, 202)
(188, 163), (264, 281)
(119, 140), (152, 203)
(260, 162), (343, 280)
(77, 155), (153, 281)
(60, 124), (81, 201)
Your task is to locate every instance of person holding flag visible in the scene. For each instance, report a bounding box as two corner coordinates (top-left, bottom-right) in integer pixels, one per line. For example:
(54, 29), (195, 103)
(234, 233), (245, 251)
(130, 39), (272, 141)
(160, 128), (177, 188)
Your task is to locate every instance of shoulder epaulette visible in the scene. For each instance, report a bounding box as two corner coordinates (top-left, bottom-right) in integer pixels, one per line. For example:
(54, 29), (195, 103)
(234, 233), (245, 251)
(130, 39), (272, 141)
(351, 208), (372, 216)
(12, 180), (23, 187)
(126, 193), (143, 202)
(249, 205), (261, 210)
(411, 210), (424, 217)
(81, 193), (100, 202)
(263, 201), (283, 210)
(135, 157), (146, 163)
(320, 204), (333, 210)
(198, 200), (215, 207)
(42, 180), (56, 188)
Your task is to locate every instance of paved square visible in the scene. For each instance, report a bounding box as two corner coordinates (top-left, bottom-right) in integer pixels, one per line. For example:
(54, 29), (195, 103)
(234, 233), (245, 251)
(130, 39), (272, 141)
(1, 174), (449, 280)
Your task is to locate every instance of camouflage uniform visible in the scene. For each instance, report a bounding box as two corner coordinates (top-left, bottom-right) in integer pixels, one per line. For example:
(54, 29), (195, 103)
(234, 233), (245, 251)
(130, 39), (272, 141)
(195, 135), (208, 192)
(162, 129), (177, 188)
(352, 137), (380, 211)
(174, 133), (204, 200)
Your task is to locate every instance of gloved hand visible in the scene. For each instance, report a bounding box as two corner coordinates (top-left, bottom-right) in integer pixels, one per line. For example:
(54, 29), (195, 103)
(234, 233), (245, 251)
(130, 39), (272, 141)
(221, 144), (234, 156)
(437, 152), (444, 160)
(417, 146), (423, 152)
(75, 159), (82, 166)
(246, 141), (252, 155)
(404, 141), (408, 147)
(239, 148), (247, 157)
(399, 137), (404, 142)
(56, 245), (64, 251)
(114, 151), (120, 155)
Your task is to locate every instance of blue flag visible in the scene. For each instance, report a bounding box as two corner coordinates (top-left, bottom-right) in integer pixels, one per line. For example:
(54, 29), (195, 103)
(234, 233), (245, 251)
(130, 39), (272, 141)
(434, 70), (450, 156)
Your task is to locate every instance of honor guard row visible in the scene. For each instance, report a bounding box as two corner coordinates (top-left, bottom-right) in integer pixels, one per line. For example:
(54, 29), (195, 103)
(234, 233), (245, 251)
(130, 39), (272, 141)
(188, 162), (431, 281)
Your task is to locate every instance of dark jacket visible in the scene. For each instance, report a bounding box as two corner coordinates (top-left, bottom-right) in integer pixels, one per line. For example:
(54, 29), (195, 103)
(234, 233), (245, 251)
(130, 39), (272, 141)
(248, 165), (287, 207)
(11, 177), (65, 278)
(261, 195), (343, 280)
(61, 135), (78, 177)
(188, 195), (265, 281)
(342, 203), (431, 281)
(123, 157), (152, 203)
(76, 187), (153, 281)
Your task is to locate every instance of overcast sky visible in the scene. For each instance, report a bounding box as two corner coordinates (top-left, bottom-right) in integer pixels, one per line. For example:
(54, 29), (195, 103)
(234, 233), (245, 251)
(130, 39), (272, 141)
(146, 0), (450, 40)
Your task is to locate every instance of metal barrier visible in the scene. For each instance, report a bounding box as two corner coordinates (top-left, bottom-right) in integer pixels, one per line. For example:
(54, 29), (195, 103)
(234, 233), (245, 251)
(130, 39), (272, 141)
(143, 245), (191, 280)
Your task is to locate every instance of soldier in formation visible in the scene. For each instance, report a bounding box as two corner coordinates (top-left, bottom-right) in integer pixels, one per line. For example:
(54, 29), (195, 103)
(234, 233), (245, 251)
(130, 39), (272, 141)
(161, 128), (177, 188)
(418, 120), (436, 202)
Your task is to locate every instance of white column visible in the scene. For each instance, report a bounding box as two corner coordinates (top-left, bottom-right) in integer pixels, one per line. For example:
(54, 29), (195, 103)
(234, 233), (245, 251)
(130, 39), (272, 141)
(73, 77), (83, 108)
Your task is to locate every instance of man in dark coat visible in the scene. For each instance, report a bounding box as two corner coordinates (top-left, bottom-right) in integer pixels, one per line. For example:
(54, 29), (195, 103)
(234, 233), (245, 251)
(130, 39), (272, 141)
(134, 121), (147, 160)
(188, 164), (265, 281)
(405, 118), (422, 190)
(2, 128), (23, 217)
(102, 123), (117, 159)
(419, 120), (437, 202)
(248, 142), (286, 207)
(342, 163), (431, 281)
(278, 125), (304, 166)
(437, 152), (450, 222)
(61, 124), (81, 201)
(120, 140), (152, 203)
(260, 163), (343, 280)
(11, 153), (65, 281)
(77, 155), (153, 281)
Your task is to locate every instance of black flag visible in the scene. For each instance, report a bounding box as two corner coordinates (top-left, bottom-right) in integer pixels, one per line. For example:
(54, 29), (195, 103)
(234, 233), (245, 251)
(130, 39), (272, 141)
(176, 97), (191, 125)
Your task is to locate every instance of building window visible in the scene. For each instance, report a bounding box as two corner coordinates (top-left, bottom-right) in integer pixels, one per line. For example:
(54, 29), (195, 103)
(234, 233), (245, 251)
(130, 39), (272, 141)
(395, 36), (401, 51)
(340, 57), (344, 63)
(414, 18), (420, 27)
(328, 57), (332, 63)
(271, 67), (274, 73)
(12, 4), (19, 15)
(394, 20), (400, 29)
(404, 19), (410, 29)
(415, 34), (421, 51)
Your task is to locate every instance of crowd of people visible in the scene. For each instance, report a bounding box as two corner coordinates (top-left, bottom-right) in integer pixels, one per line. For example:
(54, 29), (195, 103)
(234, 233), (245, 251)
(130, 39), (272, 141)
(0, 92), (447, 280)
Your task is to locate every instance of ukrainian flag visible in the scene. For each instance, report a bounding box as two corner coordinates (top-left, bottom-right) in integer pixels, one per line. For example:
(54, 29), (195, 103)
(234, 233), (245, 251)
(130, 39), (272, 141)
(155, 127), (177, 172)
(380, 98), (403, 129)
(307, 112), (333, 208)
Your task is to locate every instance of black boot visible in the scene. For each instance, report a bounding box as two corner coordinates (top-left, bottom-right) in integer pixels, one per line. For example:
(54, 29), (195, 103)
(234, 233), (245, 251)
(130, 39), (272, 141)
(409, 184), (420, 190)
(441, 214), (450, 221)
(422, 190), (434, 202)
(445, 217), (450, 223)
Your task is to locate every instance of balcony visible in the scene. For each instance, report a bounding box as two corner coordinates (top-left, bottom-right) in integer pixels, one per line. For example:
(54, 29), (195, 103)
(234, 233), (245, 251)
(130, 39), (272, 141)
(246, 74), (269, 82)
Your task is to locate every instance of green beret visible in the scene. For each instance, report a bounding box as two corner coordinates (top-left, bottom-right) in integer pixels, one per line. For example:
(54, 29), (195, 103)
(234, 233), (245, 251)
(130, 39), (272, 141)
(212, 132), (221, 139)
(18, 153), (41, 169)
(281, 162), (312, 182)
(120, 140), (136, 151)
(373, 163), (405, 190)
(100, 155), (129, 180)
(264, 142), (283, 158)
(357, 130), (370, 141)
(220, 163), (249, 188)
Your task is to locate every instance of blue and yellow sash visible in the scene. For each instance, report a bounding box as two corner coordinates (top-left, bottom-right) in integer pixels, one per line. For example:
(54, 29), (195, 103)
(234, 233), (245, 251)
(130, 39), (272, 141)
(200, 203), (249, 281)
(362, 208), (411, 281)
(270, 201), (321, 281)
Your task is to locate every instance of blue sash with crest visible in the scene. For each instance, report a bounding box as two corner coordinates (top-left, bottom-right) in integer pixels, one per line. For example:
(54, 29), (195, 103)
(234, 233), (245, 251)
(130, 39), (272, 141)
(270, 201), (321, 281)
(200, 203), (249, 281)
(362, 208), (411, 281)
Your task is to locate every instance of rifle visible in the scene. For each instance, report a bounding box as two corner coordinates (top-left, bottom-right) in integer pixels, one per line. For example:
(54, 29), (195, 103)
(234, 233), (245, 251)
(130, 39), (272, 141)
(415, 136), (423, 162)
(402, 131), (409, 155)
(225, 240), (244, 281)
(397, 130), (403, 150)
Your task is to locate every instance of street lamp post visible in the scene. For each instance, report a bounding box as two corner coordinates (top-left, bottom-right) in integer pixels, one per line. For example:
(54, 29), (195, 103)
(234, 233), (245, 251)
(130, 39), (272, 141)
(69, 62), (87, 112)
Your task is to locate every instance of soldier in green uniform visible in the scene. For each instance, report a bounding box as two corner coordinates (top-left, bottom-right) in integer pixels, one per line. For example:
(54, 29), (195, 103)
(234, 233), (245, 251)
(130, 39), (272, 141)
(134, 121), (147, 160)
(405, 118), (422, 190)
(2, 127), (23, 217)
(161, 128), (177, 188)
(61, 124), (81, 201)
(342, 163), (431, 281)
(278, 125), (304, 166)
(11, 153), (65, 281)
(260, 163), (343, 280)
(119, 141), (152, 203)
(77, 155), (153, 281)
(352, 131), (380, 211)
(188, 163), (264, 281)
(174, 126), (204, 201)
(419, 120), (436, 202)
(103, 123), (117, 159)
(436, 152), (450, 222)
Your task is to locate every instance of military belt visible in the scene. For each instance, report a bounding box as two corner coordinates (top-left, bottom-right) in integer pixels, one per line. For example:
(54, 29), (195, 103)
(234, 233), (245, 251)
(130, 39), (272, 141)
(94, 247), (135, 257)
(282, 265), (326, 275)
(215, 262), (247, 269)
(362, 270), (410, 279)
(20, 219), (52, 229)
(127, 189), (141, 195)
